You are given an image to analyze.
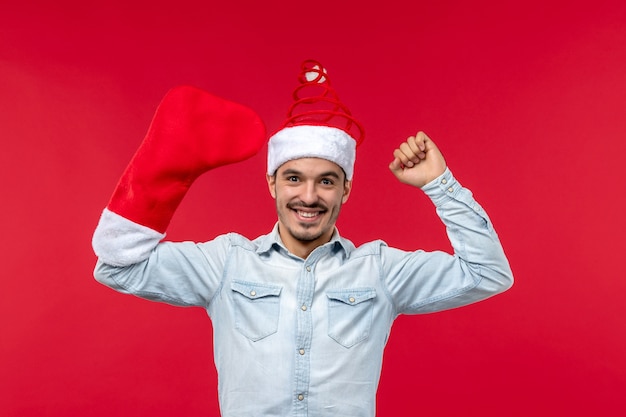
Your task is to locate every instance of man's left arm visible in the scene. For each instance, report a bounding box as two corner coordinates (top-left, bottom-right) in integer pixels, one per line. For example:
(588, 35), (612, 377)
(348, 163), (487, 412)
(384, 132), (513, 314)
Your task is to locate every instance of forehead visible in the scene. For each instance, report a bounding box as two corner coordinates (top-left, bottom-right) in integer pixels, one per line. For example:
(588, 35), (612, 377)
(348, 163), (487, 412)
(276, 158), (345, 178)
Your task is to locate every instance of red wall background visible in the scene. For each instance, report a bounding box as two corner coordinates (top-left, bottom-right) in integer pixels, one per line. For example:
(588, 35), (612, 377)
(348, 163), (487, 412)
(2, 1), (625, 415)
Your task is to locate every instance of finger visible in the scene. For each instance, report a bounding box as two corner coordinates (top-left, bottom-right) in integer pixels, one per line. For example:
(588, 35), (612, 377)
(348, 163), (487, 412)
(399, 143), (422, 165)
(393, 147), (414, 167)
(414, 131), (427, 151)
(422, 132), (442, 155)
(406, 135), (422, 155)
(402, 140), (426, 162)
(398, 142), (414, 157)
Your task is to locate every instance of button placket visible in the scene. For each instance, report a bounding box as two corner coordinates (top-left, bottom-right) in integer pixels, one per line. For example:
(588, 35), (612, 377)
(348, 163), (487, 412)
(293, 260), (316, 413)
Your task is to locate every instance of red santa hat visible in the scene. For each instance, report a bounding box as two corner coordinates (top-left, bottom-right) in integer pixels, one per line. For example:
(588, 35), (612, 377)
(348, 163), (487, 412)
(267, 60), (364, 180)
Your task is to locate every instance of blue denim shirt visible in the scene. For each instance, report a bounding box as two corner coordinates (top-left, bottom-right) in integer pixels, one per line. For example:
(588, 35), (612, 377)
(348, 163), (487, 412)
(93, 168), (513, 417)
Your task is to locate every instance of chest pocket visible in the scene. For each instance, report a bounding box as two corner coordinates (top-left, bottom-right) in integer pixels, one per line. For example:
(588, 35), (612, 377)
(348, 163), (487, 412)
(231, 280), (282, 342)
(326, 288), (376, 348)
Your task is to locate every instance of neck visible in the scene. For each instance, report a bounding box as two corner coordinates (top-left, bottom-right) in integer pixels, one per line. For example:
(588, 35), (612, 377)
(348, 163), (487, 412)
(277, 225), (333, 259)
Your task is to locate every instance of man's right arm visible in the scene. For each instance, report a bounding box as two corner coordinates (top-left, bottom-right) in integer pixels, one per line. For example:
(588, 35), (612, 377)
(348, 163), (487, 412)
(92, 208), (228, 307)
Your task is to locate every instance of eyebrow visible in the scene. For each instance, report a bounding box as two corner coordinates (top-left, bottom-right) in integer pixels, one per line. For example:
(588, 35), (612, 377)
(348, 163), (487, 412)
(281, 168), (341, 180)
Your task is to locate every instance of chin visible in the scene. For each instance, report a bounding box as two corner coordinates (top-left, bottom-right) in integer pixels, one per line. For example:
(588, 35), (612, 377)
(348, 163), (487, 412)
(292, 230), (323, 243)
(288, 224), (326, 242)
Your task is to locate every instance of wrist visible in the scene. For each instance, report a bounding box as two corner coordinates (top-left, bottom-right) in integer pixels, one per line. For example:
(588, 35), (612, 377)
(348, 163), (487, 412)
(421, 168), (457, 205)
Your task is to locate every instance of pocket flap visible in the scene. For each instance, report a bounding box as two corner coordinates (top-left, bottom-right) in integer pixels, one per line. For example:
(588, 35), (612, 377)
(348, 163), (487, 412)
(231, 280), (282, 300)
(326, 288), (376, 305)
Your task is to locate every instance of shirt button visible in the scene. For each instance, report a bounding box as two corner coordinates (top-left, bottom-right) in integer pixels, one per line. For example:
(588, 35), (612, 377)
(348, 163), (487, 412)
(447, 187), (454, 193)
(299, 348), (305, 355)
(301, 305), (307, 311)
(306, 266), (311, 272)
(348, 297), (356, 303)
(250, 290), (256, 297)
(298, 394), (305, 401)
(441, 178), (447, 184)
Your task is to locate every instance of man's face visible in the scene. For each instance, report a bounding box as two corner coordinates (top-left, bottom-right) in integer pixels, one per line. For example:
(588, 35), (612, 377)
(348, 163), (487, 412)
(267, 158), (352, 256)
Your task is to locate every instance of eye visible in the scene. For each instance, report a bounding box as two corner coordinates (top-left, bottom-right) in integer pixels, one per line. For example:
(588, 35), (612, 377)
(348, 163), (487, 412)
(287, 176), (299, 182)
(320, 178), (334, 185)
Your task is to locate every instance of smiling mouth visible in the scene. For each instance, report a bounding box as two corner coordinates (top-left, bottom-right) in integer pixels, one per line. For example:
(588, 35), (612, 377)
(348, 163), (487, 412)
(297, 210), (321, 219)
(288, 201), (328, 221)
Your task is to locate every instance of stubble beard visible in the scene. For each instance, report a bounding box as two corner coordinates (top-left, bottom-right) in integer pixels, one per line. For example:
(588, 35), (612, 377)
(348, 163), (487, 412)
(279, 200), (339, 243)
(288, 221), (325, 242)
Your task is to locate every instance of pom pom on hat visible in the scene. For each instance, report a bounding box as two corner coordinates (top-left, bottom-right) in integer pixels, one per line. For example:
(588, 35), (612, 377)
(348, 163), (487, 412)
(267, 60), (364, 180)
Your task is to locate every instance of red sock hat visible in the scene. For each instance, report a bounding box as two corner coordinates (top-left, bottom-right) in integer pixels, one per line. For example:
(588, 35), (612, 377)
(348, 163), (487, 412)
(267, 60), (364, 180)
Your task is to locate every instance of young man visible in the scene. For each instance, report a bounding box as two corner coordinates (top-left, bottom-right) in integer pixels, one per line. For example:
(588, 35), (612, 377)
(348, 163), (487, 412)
(92, 61), (513, 417)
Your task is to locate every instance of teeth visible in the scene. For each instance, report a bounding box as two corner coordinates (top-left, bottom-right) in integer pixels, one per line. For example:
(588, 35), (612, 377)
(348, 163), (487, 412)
(298, 211), (318, 218)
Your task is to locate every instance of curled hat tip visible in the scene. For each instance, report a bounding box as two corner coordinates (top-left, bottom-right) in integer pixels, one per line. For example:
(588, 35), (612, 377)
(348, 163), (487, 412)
(286, 60), (364, 146)
(300, 59), (329, 84)
(304, 64), (327, 84)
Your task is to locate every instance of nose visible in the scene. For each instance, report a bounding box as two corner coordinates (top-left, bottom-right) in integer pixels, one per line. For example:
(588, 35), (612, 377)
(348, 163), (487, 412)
(300, 181), (318, 205)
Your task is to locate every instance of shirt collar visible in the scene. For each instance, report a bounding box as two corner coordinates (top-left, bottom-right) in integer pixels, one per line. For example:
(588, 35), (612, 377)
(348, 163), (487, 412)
(255, 223), (352, 257)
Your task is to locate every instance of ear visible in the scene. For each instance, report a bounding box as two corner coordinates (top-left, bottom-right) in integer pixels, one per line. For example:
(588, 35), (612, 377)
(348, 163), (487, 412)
(266, 174), (277, 199)
(342, 179), (352, 204)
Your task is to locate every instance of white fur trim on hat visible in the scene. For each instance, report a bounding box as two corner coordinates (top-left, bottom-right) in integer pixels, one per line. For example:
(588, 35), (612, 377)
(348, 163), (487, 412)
(267, 125), (356, 180)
